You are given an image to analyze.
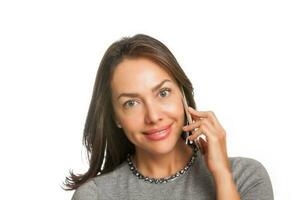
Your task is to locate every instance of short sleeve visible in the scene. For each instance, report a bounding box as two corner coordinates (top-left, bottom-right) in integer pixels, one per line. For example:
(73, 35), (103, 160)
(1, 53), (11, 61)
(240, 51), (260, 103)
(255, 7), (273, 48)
(230, 157), (274, 200)
(71, 179), (98, 200)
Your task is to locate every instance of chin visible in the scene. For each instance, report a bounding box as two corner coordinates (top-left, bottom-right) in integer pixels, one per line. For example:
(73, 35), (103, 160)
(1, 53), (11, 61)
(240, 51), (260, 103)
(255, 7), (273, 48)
(144, 137), (182, 156)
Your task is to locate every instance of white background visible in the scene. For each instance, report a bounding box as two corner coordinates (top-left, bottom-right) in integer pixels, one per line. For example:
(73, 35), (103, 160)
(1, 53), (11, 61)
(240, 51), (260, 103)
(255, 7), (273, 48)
(0, 0), (299, 199)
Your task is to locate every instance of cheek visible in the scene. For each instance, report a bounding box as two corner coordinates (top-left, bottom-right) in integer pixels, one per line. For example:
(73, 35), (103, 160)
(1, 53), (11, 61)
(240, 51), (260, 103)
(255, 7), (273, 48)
(163, 98), (185, 122)
(120, 116), (138, 130)
(119, 115), (143, 140)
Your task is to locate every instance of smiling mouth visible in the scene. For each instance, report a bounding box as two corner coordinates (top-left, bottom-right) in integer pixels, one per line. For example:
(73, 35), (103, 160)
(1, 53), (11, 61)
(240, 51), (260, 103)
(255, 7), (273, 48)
(143, 124), (173, 141)
(144, 123), (173, 135)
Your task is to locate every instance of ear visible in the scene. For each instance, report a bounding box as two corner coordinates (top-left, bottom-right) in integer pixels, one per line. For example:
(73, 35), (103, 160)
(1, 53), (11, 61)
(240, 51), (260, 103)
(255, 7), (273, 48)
(116, 122), (122, 128)
(112, 112), (122, 128)
(114, 118), (122, 128)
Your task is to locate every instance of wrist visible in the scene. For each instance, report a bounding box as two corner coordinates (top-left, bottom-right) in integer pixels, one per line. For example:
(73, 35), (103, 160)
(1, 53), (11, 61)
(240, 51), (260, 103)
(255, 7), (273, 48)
(212, 170), (240, 200)
(211, 165), (232, 176)
(212, 169), (234, 183)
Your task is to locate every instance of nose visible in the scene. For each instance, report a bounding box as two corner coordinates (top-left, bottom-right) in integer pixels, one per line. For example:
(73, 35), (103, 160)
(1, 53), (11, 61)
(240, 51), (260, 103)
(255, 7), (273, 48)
(144, 101), (163, 124)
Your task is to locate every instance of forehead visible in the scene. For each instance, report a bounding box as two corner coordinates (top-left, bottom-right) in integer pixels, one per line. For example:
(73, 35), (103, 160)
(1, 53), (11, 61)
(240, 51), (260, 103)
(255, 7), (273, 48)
(111, 58), (175, 95)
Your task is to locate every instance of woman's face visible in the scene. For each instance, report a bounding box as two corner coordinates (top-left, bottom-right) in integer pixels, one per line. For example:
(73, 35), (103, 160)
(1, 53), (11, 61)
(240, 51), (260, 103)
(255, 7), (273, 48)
(111, 57), (185, 155)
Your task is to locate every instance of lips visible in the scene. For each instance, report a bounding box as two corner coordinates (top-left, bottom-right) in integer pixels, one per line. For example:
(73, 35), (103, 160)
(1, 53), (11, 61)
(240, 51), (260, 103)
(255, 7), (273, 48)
(143, 123), (172, 141)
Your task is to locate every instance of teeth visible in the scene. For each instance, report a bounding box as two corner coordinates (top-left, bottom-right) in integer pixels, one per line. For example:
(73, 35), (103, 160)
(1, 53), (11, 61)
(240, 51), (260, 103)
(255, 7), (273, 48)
(151, 130), (165, 135)
(158, 129), (167, 134)
(148, 127), (169, 135)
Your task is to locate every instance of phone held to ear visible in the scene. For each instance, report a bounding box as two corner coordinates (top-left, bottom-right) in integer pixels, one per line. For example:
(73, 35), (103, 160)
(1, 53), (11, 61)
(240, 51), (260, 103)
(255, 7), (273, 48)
(181, 87), (203, 154)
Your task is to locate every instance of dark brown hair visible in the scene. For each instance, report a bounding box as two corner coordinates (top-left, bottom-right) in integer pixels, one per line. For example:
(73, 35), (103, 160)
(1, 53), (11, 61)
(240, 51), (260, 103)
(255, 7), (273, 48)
(63, 34), (196, 190)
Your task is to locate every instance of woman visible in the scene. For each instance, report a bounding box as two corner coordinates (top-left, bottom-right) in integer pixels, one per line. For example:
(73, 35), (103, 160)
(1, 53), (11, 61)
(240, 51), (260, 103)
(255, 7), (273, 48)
(64, 34), (273, 199)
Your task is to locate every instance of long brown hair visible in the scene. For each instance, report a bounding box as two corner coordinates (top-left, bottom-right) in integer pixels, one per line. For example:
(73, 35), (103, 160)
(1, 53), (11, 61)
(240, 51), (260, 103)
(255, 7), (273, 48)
(63, 34), (196, 190)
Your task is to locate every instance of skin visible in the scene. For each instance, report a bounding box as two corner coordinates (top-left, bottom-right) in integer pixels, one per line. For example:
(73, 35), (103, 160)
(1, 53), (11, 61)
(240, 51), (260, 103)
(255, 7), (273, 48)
(111, 57), (193, 178)
(183, 107), (240, 199)
(111, 57), (240, 199)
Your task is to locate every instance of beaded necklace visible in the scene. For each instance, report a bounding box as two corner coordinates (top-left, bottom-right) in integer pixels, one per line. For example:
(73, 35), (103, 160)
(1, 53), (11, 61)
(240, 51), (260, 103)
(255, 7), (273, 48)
(126, 146), (198, 184)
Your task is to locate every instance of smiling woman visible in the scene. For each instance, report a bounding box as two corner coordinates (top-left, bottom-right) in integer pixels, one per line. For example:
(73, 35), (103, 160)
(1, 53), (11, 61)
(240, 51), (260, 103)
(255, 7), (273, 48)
(63, 34), (274, 200)
(110, 58), (189, 157)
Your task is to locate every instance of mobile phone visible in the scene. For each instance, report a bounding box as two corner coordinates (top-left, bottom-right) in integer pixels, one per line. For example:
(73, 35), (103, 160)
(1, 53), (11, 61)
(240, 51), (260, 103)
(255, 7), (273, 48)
(181, 87), (203, 154)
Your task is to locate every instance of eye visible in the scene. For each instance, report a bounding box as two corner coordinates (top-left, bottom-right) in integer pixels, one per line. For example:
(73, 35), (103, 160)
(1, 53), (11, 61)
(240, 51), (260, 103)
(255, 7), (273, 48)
(159, 88), (171, 98)
(123, 99), (137, 109)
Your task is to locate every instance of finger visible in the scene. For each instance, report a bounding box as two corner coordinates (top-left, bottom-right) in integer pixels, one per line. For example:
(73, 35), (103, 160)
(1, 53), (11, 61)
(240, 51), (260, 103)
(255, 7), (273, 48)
(187, 107), (209, 119)
(182, 119), (203, 132)
(182, 118), (212, 133)
(188, 107), (220, 126)
(187, 126), (206, 141)
(187, 120), (214, 141)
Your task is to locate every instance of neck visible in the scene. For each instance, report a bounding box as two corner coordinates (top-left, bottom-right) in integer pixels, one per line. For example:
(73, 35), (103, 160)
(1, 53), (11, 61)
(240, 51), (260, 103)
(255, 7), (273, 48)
(132, 139), (193, 179)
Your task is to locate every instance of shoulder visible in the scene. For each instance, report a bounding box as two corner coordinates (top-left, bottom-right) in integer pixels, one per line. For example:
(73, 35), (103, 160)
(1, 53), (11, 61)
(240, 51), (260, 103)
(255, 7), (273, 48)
(228, 157), (274, 199)
(229, 157), (270, 179)
(229, 156), (271, 183)
(71, 179), (98, 200)
(229, 157), (266, 172)
(72, 162), (129, 200)
(92, 161), (129, 187)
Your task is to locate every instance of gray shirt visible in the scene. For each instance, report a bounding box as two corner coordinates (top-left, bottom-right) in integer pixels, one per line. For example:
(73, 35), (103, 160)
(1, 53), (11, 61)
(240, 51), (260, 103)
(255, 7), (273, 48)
(71, 153), (273, 200)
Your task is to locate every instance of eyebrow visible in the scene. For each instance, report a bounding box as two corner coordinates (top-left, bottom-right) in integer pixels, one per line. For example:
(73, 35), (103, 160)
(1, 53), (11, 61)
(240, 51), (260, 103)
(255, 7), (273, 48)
(117, 79), (172, 100)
